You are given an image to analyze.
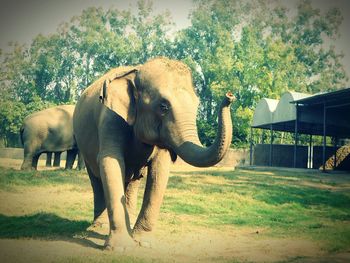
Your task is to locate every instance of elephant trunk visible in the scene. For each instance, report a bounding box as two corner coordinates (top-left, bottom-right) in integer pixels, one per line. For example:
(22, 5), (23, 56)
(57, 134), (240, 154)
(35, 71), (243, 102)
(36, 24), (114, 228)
(173, 92), (235, 167)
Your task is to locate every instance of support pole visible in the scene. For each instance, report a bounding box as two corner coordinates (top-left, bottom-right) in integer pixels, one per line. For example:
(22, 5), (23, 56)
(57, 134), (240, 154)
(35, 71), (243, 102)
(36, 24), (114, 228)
(308, 134), (313, 169)
(322, 103), (327, 172)
(250, 127), (253, 166)
(269, 124), (273, 166)
(293, 104), (299, 168)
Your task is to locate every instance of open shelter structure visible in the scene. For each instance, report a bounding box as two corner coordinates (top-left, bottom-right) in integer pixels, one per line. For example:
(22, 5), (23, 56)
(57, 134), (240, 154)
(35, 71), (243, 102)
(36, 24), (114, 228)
(250, 88), (350, 171)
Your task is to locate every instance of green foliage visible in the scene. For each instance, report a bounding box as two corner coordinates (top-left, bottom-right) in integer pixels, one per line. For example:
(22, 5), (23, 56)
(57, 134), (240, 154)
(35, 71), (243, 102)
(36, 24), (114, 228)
(0, 0), (347, 147)
(0, 96), (54, 146)
(0, 100), (25, 146)
(232, 106), (253, 147)
(175, 0), (347, 146)
(197, 119), (217, 146)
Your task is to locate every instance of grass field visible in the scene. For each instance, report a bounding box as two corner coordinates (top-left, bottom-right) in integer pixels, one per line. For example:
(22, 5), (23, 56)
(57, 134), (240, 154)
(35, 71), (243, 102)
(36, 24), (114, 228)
(0, 162), (349, 262)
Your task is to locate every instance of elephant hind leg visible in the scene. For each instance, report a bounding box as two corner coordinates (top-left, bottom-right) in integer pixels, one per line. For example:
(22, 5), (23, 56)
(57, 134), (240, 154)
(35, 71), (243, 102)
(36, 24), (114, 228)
(53, 152), (61, 167)
(65, 149), (78, 169)
(86, 165), (107, 227)
(21, 157), (33, 170)
(21, 146), (40, 170)
(46, 152), (53, 167)
(21, 145), (38, 170)
(31, 153), (41, 170)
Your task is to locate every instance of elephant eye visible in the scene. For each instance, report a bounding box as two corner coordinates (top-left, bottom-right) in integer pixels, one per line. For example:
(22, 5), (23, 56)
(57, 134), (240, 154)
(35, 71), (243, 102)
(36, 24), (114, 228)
(160, 103), (169, 111)
(159, 101), (170, 114)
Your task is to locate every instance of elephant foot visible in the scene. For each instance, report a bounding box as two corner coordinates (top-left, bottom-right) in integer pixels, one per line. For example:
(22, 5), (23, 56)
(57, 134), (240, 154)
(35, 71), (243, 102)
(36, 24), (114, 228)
(88, 211), (109, 231)
(20, 164), (35, 171)
(132, 230), (153, 248)
(104, 231), (138, 252)
(87, 221), (107, 231)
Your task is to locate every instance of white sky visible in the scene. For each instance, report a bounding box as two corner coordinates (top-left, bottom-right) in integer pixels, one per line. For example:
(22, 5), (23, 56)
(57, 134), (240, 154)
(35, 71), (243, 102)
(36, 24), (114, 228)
(0, 0), (349, 85)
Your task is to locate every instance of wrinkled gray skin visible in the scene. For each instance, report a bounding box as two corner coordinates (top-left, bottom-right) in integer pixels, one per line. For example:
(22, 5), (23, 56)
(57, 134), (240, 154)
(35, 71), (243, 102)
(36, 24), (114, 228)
(73, 57), (235, 251)
(20, 105), (84, 170)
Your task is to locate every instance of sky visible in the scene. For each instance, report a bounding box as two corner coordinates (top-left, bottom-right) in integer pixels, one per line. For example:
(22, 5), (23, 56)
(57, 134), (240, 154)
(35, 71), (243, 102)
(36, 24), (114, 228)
(0, 0), (349, 85)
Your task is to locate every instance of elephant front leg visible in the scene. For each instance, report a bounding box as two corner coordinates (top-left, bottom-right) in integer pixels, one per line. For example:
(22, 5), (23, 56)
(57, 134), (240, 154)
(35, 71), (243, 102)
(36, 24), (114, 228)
(125, 178), (141, 228)
(132, 149), (171, 246)
(125, 166), (147, 227)
(99, 156), (137, 251)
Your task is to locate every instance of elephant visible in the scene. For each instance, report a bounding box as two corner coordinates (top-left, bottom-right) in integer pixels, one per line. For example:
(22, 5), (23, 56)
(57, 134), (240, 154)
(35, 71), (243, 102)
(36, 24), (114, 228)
(73, 57), (235, 251)
(20, 105), (85, 170)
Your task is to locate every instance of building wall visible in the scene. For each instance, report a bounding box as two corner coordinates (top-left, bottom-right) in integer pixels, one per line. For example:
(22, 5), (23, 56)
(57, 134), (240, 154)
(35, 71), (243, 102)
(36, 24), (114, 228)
(253, 144), (308, 168)
(253, 144), (350, 170)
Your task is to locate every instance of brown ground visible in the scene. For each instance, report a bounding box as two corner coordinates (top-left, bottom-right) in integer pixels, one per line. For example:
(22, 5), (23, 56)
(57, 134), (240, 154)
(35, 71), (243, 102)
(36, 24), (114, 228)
(0, 158), (349, 263)
(1, 227), (344, 263)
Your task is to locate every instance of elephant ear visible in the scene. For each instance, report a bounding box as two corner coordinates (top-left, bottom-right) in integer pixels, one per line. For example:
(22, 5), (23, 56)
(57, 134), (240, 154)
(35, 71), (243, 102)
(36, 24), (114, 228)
(99, 68), (138, 125)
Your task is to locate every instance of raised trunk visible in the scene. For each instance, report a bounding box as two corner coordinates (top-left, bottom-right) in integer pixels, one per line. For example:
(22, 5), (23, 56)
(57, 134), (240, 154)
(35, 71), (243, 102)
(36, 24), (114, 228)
(173, 92), (235, 167)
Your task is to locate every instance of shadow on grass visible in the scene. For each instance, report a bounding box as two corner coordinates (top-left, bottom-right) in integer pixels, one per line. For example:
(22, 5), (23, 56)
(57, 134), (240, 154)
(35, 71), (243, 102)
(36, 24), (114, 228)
(0, 213), (104, 249)
(0, 212), (89, 238)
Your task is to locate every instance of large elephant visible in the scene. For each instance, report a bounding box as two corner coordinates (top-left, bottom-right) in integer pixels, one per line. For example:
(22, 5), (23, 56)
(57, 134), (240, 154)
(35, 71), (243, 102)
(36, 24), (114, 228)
(73, 57), (235, 251)
(20, 105), (84, 170)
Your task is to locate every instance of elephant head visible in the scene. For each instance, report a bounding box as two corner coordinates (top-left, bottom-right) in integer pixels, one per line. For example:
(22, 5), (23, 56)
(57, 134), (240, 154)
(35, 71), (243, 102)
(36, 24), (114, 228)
(101, 57), (235, 167)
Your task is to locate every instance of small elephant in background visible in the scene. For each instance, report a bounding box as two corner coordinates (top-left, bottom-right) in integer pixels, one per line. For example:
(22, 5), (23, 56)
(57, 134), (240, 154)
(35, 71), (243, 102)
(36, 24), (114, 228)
(20, 105), (84, 170)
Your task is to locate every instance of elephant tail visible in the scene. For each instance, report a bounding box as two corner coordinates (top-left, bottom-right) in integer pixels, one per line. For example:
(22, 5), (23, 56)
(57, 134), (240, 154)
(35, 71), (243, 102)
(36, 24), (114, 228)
(19, 126), (24, 146)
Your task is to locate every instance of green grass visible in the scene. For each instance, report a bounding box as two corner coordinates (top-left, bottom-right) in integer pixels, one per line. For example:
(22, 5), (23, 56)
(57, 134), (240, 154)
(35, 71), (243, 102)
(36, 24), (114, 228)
(0, 168), (90, 190)
(0, 166), (350, 255)
(165, 169), (350, 251)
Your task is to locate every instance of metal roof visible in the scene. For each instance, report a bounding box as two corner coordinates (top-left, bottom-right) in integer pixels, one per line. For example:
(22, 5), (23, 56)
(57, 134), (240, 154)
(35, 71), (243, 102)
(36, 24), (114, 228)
(293, 88), (350, 107)
(252, 98), (278, 127)
(252, 88), (350, 138)
(273, 91), (311, 123)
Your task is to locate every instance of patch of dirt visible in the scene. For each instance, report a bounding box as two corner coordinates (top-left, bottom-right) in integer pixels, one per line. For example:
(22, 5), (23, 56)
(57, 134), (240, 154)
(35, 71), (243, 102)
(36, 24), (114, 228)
(0, 187), (91, 216)
(0, 226), (349, 263)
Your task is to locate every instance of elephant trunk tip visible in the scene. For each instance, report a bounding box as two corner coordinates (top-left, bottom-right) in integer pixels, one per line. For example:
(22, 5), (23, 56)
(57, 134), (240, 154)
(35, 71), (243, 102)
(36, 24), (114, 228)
(224, 91), (236, 105)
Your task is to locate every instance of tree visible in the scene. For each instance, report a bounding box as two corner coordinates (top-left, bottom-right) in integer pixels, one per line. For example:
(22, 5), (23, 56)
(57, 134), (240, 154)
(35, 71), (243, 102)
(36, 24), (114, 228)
(174, 0), (348, 147)
(0, 95), (53, 147)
